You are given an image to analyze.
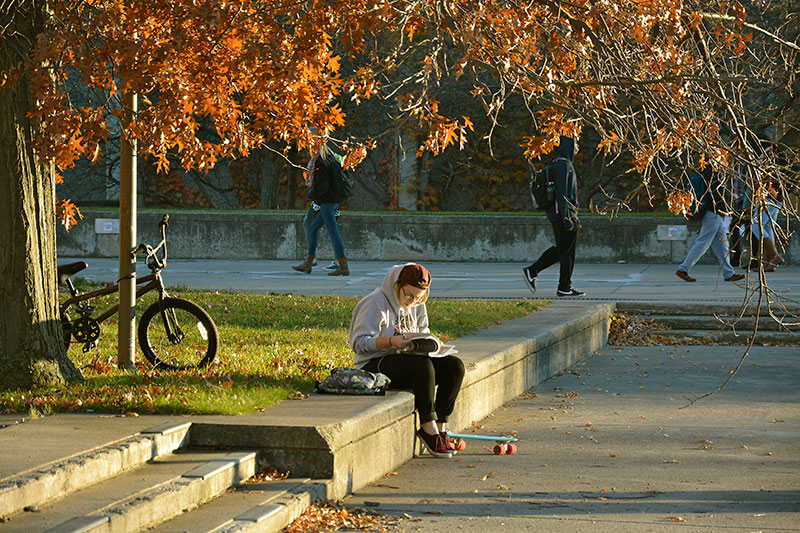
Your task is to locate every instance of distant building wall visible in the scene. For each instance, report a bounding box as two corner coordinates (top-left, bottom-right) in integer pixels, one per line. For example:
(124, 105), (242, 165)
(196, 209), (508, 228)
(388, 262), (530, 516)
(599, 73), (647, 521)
(57, 210), (798, 265)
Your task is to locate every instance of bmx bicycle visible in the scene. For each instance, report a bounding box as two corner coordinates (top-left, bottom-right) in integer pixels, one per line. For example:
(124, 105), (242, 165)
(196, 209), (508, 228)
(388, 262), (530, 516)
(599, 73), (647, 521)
(58, 214), (219, 370)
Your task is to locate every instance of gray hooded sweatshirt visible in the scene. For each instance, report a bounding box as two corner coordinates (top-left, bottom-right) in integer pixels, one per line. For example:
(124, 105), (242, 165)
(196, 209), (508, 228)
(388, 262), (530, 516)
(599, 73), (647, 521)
(349, 263), (430, 369)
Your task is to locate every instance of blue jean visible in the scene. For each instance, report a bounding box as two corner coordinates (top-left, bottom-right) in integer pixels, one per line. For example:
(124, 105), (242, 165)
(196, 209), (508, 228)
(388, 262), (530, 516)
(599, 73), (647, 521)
(306, 203), (345, 258)
(751, 202), (780, 241)
(679, 210), (735, 279)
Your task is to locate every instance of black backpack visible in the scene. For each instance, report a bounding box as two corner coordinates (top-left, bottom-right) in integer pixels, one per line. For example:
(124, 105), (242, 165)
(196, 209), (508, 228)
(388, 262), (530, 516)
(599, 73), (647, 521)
(684, 173), (710, 221)
(340, 168), (354, 199)
(332, 153), (353, 200)
(530, 157), (568, 211)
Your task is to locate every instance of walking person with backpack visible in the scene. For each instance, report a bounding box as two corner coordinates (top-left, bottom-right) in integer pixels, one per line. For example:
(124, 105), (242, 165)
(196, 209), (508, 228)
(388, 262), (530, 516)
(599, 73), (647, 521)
(522, 135), (585, 297)
(292, 139), (350, 276)
(349, 263), (465, 458)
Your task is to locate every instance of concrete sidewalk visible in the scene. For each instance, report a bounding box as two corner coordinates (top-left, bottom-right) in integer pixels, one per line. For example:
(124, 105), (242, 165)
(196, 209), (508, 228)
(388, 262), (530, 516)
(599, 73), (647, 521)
(344, 344), (800, 532)
(1, 260), (796, 530)
(59, 258), (799, 303)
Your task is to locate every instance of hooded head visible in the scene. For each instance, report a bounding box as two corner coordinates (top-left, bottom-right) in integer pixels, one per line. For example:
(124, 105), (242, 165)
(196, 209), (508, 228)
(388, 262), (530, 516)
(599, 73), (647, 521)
(555, 135), (576, 162)
(380, 263), (431, 310)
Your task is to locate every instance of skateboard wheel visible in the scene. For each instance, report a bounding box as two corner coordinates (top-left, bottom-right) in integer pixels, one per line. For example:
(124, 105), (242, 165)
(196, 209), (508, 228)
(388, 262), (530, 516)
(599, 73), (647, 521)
(493, 443), (507, 455)
(455, 439), (467, 451)
(506, 443), (517, 455)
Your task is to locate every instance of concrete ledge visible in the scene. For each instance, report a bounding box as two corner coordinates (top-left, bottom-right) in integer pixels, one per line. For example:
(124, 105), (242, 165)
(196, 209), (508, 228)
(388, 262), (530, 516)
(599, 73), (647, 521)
(189, 301), (611, 501)
(56, 210), (799, 264)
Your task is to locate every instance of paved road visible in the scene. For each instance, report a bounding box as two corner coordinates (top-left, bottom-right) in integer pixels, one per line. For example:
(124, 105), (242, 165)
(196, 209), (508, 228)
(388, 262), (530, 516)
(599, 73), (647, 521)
(59, 258), (799, 304)
(343, 345), (800, 532)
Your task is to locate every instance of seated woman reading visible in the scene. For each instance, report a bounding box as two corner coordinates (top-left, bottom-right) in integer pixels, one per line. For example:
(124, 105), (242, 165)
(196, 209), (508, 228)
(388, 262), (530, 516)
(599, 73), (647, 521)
(349, 263), (465, 458)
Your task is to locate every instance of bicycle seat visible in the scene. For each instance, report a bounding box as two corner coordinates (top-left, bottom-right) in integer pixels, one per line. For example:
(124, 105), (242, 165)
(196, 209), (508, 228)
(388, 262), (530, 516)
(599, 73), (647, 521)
(57, 261), (88, 284)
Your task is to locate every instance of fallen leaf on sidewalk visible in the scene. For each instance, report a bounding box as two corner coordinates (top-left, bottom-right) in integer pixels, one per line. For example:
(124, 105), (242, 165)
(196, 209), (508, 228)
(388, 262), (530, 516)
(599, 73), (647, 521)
(668, 516), (687, 522)
(284, 500), (404, 532)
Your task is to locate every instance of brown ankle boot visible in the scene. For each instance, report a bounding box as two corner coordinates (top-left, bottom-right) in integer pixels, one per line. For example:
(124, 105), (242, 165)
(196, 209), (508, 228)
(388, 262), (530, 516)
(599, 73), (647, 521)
(292, 254), (315, 274)
(328, 257), (349, 276)
(762, 238), (784, 271)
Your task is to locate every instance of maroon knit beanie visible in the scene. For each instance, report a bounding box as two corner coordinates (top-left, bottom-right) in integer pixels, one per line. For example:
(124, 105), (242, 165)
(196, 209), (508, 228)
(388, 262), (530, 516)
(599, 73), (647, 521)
(398, 264), (431, 289)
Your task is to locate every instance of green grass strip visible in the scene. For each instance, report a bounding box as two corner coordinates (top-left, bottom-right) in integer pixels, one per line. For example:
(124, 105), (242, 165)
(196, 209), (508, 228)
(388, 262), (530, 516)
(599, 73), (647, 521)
(2, 289), (544, 416)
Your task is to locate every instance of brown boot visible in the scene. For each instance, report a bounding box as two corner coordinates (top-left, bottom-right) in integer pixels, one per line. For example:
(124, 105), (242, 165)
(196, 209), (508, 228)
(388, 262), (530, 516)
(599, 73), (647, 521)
(762, 238), (784, 271)
(292, 254), (315, 274)
(328, 257), (349, 276)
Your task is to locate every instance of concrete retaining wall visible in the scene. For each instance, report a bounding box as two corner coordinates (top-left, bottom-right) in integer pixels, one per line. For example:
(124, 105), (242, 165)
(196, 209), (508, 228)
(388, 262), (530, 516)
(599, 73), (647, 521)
(187, 302), (611, 500)
(57, 210), (798, 264)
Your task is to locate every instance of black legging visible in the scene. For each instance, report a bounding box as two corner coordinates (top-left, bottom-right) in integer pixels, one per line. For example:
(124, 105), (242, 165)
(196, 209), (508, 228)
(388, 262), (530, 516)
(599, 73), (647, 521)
(528, 219), (578, 291)
(363, 354), (465, 424)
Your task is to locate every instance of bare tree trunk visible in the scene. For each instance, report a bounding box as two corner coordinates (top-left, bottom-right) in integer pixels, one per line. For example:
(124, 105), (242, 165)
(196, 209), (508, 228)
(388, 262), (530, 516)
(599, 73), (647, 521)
(286, 147), (299, 210)
(258, 148), (275, 209)
(0, 2), (83, 389)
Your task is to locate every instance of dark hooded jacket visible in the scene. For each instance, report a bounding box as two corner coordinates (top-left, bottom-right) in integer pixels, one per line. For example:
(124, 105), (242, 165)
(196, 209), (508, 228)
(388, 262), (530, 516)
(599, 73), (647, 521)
(546, 136), (580, 230)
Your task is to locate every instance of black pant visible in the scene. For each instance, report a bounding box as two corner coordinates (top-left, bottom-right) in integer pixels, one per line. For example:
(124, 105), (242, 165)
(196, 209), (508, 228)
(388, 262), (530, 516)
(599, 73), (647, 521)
(528, 220), (578, 291)
(363, 354), (465, 424)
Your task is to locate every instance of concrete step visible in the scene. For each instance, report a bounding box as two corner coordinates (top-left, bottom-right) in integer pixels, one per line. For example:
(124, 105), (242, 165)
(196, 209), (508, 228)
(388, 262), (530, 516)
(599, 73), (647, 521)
(654, 328), (799, 345)
(149, 477), (329, 533)
(642, 314), (799, 332)
(0, 422), (190, 518)
(615, 301), (800, 318)
(3, 449), (257, 533)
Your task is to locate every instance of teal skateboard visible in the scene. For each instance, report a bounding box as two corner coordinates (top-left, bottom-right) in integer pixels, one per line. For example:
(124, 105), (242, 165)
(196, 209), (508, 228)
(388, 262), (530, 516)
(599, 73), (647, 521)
(446, 430), (519, 455)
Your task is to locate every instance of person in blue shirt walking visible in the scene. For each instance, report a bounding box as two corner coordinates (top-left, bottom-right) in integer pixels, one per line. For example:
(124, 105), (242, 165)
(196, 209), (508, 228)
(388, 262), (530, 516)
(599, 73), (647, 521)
(676, 168), (745, 283)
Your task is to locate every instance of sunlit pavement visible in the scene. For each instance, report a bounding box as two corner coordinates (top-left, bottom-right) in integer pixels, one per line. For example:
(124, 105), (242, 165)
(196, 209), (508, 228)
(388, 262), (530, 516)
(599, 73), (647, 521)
(60, 258), (798, 304)
(343, 345), (800, 532)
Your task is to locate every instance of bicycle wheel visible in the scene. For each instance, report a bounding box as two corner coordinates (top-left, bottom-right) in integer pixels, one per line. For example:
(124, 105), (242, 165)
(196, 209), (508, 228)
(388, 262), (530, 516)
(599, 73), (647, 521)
(138, 297), (219, 370)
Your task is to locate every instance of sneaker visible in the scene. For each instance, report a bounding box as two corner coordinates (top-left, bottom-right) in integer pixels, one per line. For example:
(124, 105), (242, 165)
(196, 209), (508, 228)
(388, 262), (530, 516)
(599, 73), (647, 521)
(322, 260), (338, 272)
(557, 288), (585, 297)
(440, 431), (458, 454)
(417, 428), (453, 458)
(522, 267), (537, 295)
(312, 260), (318, 268)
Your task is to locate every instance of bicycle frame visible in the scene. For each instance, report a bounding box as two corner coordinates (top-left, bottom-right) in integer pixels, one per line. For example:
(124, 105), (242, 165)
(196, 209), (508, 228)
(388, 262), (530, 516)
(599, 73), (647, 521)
(60, 272), (168, 326)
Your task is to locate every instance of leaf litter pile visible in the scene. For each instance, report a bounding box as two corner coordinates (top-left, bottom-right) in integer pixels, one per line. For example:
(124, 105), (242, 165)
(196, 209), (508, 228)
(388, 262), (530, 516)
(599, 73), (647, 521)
(284, 500), (406, 532)
(608, 312), (673, 346)
(607, 311), (796, 346)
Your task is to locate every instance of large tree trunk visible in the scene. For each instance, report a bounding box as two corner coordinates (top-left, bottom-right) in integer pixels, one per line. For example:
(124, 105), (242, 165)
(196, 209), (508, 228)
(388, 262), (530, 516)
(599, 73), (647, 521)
(0, 2), (82, 389)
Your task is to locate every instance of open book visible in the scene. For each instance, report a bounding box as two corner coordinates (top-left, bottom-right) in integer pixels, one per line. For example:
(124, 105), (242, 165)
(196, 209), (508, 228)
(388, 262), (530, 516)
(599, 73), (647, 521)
(398, 333), (457, 358)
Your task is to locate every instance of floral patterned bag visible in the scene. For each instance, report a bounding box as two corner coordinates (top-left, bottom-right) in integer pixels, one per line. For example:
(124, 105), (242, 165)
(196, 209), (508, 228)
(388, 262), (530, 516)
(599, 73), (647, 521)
(315, 367), (391, 395)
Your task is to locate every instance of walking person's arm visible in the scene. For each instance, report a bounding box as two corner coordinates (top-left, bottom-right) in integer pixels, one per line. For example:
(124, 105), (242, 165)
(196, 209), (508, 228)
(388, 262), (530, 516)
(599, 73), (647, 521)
(554, 161), (579, 231)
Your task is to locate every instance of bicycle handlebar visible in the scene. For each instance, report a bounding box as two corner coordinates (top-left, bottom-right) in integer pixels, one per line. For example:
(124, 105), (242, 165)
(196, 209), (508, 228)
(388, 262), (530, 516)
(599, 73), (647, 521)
(130, 214), (170, 269)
